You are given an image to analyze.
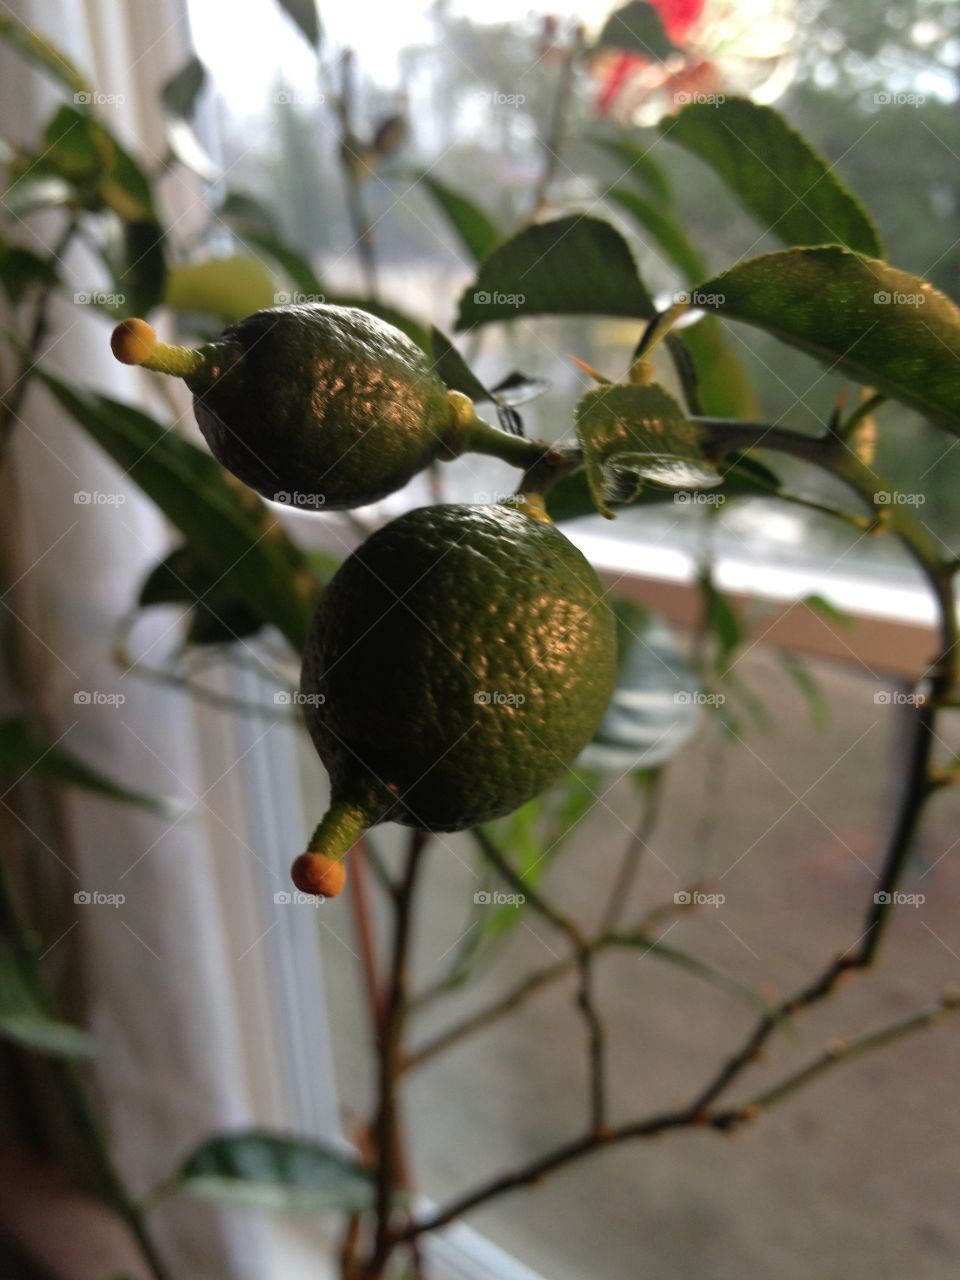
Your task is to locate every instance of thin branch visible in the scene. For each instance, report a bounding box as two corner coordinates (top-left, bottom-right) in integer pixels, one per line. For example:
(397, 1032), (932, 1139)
(368, 830), (429, 1273)
(334, 49), (378, 300)
(598, 771), (663, 934)
(395, 990), (958, 1241)
(576, 950), (606, 1131)
(528, 28), (583, 224)
(470, 826), (581, 943)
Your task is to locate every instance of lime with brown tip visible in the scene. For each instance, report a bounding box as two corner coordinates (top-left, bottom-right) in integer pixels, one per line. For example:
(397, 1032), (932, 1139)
(299, 502), (617, 844)
(111, 304), (456, 510)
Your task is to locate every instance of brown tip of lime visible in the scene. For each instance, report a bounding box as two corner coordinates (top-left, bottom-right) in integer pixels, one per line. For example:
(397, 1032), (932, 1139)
(291, 851), (347, 898)
(111, 318), (157, 366)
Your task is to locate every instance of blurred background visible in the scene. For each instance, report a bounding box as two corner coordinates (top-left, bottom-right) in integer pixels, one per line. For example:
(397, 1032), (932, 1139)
(1, 0), (959, 1277)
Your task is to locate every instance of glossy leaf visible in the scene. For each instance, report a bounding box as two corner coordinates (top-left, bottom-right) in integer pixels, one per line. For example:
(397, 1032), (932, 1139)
(490, 372), (550, 406)
(547, 452), (778, 521)
(596, 1), (680, 60)
(161, 56), (217, 182)
(164, 256), (278, 321)
(576, 382), (720, 517)
(662, 98), (882, 257)
(0, 18), (90, 96)
(0, 717), (176, 816)
(582, 606), (699, 771)
(274, 0), (322, 49)
(177, 1131), (373, 1213)
(456, 215), (654, 329)
(697, 248), (960, 432)
(414, 173), (501, 264)
(37, 373), (316, 652)
(0, 941), (95, 1059)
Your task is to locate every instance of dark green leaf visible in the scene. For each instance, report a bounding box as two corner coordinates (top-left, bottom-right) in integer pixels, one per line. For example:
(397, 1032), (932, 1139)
(161, 56), (217, 182)
(98, 216), (167, 317)
(590, 135), (672, 203)
(456, 215), (654, 329)
(161, 55), (207, 118)
(662, 98), (882, 257)
(596, 1), (680, 60)
(36, 373), (316, 652)
(576, 382), (720, 517)
(0, 242), (58, 304)
(139, 547), (264, 646)
(177, 1131), (373, 1213)
(680, 316), (759, 419)
(697, 248), (960, 432)
(220, 192), (280, 239)
(414, 173), (501, 265)
(0, 717), (176, 816)
(0, 18), (90, 96)
(582, 606), (700, 771)
(607, 187), (706, 282)
(0, 940), (95, 1058)
(698, 573), (742, 666)
(490, 372), (549, 406)
(429, 327), (491, 402)
(801, 593), (852, 627)
(274, 0), (322, 49)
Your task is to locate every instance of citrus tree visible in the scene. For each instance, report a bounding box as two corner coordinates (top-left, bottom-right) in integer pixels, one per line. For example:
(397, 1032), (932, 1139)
(1, 4), (959, 1279)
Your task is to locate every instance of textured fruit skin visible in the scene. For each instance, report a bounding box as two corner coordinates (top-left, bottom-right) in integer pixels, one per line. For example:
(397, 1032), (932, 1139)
(300, 503), (617, 831)
(189, 304), (451, 509)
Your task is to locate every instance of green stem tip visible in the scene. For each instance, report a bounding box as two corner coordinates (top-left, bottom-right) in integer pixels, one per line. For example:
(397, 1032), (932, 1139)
(110, 318), (207, 380)
(307, 797), (371, 861)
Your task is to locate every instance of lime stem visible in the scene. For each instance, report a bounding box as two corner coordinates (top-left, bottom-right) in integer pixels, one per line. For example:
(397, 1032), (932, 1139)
(307, 798), (371, 861)
(140, 341), (207, 379)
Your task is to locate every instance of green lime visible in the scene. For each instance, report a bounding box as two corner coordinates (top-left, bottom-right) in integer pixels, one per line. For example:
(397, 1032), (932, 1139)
(299, 502), (617, 851)
(111, 307), (454, 509)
